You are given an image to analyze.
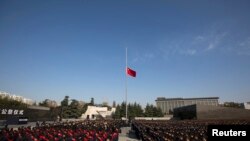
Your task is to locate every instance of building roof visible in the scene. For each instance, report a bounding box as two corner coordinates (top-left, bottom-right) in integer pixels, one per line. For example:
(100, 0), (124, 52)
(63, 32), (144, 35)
(156, 97), (219, 101)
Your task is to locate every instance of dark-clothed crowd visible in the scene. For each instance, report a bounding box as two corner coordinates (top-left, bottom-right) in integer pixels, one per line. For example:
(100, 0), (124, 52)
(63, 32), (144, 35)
(0, 120), (125, 141)
(131, 119), (250, 141)
(1, 119), (250, 141)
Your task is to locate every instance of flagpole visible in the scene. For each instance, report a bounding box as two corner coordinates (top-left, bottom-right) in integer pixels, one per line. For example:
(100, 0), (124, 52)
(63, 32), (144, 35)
(125, 48), (128, 120)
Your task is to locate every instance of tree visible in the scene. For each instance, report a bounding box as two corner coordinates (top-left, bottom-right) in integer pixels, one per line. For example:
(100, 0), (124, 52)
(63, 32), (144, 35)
(81, 103), (89, 115)
(153, 106), (164, 117)
(68, 99), (82, 118)
(144, 104), (154, 117)
(90, 97), (94, 105)
(61, 96), (69, 107)
(113, 102), (144, 119)
(113, 104), (121, 119)
(32, 101), (37, 106)
(39, 99), (48, 107)
(144, 104), (164, 117)
(102, 101), (109, 107)
(134, 102), (144, 117)
(39, 99), (57, 107)
(223, 102), (244, 108)
(120, 102), (126, 117)
(60, 96), (70, 119)
(112, 101), (116, 108)
(113, 102), (126, 118)
(60, 96), (89, 119)
(0, 96), (27, 108)
(128, 103), (134, 118)
(169, 109), (173, 114)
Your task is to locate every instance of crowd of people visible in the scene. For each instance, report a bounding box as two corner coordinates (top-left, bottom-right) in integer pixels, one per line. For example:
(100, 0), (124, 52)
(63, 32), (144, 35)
(131, 119), (250, 141)
(0, 120), (125, 141)
(1, 119), (250, 141)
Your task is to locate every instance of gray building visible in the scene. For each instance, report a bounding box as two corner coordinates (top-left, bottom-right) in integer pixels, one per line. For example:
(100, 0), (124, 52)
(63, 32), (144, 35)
(155, 97), (219, 114)
(174, 104), (250, 120)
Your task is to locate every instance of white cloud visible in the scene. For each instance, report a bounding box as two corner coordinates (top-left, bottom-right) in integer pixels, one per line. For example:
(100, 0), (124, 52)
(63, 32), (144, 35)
(202, 32), (227, 51)
(207, 43), (215, 50)
(239, 37), (250, 47)
(132, 52), (156, 63)
(194, 35), (205, 42)
(158, 33), (227, 57)
(178, 48), (197, 56)
(238, 52), (250, 56)
(237, 37), (250, 56)
(186, 49), (197, 55)
(144, 53), (155, 59)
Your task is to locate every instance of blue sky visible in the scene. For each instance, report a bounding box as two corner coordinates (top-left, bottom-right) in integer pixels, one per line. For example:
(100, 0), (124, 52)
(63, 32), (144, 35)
(1, 0), (250, 106)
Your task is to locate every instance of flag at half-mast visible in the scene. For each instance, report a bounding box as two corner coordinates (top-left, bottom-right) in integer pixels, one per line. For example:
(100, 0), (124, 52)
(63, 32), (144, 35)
(126, 67), (136, 77)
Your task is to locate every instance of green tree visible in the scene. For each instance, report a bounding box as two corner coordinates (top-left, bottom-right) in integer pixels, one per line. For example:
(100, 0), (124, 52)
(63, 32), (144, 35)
(134, 102), (144, 117)
(112, 101), (116, 108)
(128, 103), (134, 118)
(144, 104), (154, 117)
(113, 104), (121, 119)
(120, 102), (126, 117)
(153, 106), (164, 117)
(144, 104), (164, 117)
(81, 103), (89, 114)
(60, 96), (70, 119)
(61, 96), (69, 107)
(90, 97), (94, 105)
(0, 96), (27, 108)
(60, 97), (88, 119)
(224, 102), (244, 108)
(113, 102), (144, 119)
(68, 99), (82, 118)
(113, 102), (126, 118)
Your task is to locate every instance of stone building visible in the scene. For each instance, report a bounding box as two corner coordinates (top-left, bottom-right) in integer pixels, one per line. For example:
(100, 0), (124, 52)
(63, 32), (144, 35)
(156, 97), (219, 114)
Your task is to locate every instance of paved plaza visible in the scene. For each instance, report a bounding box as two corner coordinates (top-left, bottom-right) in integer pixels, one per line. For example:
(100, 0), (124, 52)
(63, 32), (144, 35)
(119, 127), (139, 141)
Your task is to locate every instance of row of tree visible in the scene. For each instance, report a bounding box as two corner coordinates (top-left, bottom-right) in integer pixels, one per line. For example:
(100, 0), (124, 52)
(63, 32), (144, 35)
(44, 96), (164, 119)
(113, 102), (164, 119)
(60, 96), (87, 119)
(223, 102), (245, 108)
(0, 95), (164, 119)
(2, 95), (247, 120)
(0, 96), (27, 109)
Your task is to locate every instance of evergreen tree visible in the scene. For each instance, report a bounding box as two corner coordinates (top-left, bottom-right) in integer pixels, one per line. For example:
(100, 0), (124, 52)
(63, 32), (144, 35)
(144, 104), (153, 117)
(61, 96), (69, 107)
(112, 101), (116, 108)
(144, 104), (164, 117)
(113, 104), (121, 118)
(0, 96), (27, 108)
(113, 102), (144, 118)
(120, 102), (126, 117)
(60, 96), (70, 118)
(90, 97), (94, 105)
(69, 99), (81, 118)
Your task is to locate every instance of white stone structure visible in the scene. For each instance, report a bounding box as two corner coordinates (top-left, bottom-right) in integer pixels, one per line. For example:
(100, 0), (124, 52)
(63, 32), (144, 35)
(244, 102), (250, 110)
(81, 106), (116, 120)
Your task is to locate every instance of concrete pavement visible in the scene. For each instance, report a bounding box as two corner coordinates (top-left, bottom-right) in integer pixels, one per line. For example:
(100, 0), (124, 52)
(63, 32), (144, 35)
(119, 127), (139, 141)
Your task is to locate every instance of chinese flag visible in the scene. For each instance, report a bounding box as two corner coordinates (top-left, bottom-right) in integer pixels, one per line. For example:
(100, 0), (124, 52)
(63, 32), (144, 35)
(126, 67), (136, 77)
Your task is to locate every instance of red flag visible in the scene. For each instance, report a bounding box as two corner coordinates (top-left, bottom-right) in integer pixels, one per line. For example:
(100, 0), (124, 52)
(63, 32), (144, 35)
(126, 67), (136, 77)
